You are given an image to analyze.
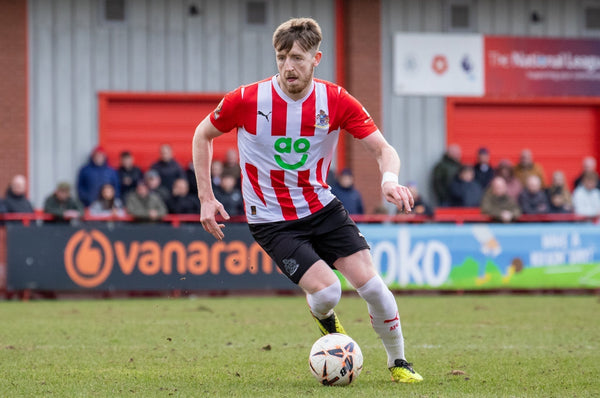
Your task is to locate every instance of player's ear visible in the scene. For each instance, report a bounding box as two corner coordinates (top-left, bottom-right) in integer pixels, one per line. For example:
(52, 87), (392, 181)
(313, 51), (322, 67)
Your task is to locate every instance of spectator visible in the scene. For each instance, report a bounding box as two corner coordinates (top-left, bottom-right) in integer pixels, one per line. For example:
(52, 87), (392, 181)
(77, 146), (120, 207)
(573, 156), (600, 189)
(406, 181), (433, 217)
(572, 171), (600, 217)
(222, 148), (242, 187)
(166, 178), (200, 214)
(214, 173), (244, 216)
(518, 175), (550, 214)
(448, 165), (483, 207)
(432, 144), (462, 206)
(210, 160), (224, 191)
(326, 168), (337, 188)
(125, 180), (167, 221)
(150, 144), (185, 192)
(495, 159), (523, 202)
(186, 162), (198, 196)
(481, 177), (521, 223)
(44, 182), (84, 221)
(331, 168), (364, 215)
(4, 174), (34, 213)
(117, 151), (143, 199)
(514, 149), (546, 187)
(89, 183), (126, 217)
(144, 169), (171, 203)
(474, 147), (494, 190)
(546, 170), (573, 213)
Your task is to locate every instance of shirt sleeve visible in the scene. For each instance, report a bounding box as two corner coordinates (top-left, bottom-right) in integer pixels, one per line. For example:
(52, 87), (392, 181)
(209, 86), (243, 133)
(338, 88), (378, 139)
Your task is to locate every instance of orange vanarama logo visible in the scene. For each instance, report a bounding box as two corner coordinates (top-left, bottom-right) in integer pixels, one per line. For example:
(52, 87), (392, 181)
(64, 229), (277, 288)
(64, 230), (114, 288)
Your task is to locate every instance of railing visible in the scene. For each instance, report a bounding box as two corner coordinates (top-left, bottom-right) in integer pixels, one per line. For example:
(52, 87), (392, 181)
(0, 208), (598, 226)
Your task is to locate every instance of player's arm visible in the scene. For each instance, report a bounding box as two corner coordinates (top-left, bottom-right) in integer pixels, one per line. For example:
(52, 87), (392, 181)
(359, 130), (414, 213)
(192, 116), (230, 240)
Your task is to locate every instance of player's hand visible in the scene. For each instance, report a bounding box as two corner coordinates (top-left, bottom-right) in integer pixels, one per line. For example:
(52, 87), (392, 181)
(200, 198), (230, 240)
(382, 182), (414, 214)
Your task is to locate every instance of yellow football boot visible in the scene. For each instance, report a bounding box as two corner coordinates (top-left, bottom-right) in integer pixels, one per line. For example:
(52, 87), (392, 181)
(389, 359), (424, 383)
(313, 311), (347, 336)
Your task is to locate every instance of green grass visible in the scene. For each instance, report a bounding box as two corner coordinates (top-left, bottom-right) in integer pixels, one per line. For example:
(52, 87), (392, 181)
(0, 295), (598, 397)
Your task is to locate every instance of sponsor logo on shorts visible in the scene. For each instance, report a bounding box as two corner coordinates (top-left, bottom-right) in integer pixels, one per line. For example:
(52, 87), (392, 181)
(282, 258), (299, 276)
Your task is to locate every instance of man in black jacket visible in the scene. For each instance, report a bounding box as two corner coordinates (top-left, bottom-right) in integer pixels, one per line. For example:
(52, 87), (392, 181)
(4, 175), (34, 213)
(151, 144), (185, 192)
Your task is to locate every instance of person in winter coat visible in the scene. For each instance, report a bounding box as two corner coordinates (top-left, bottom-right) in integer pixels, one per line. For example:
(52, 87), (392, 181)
(518, 175), (550, 214)
(76, 146), (120, 206)
(125, 180), (167, 222)
(448, 165), (483, 207)
(44, 182), (84, 221)
(117, 151), (143, 199)
(166, 178), (200, 214)
(331, 168), (364, 215)
(89, 183), (126, 217)
(432, 144), (462, 206)
(481, 177), (521, 223)
(150, 144), (185, 192)
(214, 173), (245, 217)
(4, 174), (34, 213)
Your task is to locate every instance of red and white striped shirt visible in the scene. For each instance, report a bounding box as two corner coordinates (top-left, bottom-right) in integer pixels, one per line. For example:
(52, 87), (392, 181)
(210, 75), (377, 224)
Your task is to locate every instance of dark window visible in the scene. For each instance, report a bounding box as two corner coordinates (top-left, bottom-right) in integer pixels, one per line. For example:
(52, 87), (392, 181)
(585, 6), (600, 29)
(450, 4), (470, 29)
(247, 1), (267, 25)
(105, 0), (126, 22)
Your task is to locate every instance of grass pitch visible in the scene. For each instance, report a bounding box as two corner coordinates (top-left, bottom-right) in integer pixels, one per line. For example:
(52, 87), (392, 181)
(0, 294), (598, 397)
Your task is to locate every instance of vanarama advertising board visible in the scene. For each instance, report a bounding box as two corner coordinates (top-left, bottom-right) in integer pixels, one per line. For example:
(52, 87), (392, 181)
(7, 223), (294, 292)
(6, 223), (600, 292)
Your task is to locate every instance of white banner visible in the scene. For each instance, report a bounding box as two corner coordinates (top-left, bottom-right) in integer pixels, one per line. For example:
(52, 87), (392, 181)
(393, 33), (484, 96)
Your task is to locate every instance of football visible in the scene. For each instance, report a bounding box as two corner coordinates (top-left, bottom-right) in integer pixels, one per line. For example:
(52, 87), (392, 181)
(308, 333), (363, 386)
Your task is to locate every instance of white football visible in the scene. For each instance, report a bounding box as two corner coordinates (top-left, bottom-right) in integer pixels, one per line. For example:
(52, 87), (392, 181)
(308, 333), (363, 386)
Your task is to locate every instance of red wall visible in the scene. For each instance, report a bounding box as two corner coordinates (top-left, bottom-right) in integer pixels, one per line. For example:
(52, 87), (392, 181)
(98, 93), (237, 171)
(0, 1), (28, 191)
(447, 98), (600, 188)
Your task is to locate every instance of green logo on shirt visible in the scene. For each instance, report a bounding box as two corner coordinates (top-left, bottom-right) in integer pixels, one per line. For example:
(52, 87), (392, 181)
(274, 137), (310, 170)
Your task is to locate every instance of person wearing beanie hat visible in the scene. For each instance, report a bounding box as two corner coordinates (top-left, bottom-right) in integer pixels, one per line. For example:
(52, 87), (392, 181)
(43, 181), (84, 221)
(76, 145), (120, 207)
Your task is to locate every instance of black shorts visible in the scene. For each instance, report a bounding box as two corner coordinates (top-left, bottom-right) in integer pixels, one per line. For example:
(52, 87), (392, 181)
(248, 198), (370, 284)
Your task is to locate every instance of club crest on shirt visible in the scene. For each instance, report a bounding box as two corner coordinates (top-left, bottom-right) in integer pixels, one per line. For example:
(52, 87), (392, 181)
(315, 109), (330, 129)
(213, 98), (224, 120)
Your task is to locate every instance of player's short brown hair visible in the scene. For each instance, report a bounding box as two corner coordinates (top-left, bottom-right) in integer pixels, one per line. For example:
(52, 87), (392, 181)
(272, 17), (322, 54)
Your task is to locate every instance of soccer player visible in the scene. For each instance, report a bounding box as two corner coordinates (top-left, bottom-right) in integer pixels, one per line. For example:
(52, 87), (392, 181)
(192, 17), (423, 383)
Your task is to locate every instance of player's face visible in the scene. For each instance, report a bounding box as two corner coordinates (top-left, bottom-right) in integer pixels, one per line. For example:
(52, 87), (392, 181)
(276, 42), (321, 100)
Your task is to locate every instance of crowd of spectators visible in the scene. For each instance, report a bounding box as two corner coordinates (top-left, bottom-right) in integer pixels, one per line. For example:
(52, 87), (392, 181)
(1, 143), (599, 223)
(430, 145), (600, 222)
(0, 144), (243, 223)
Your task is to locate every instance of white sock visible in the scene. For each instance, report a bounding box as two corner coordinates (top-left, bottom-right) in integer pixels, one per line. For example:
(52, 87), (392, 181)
(357, 275), (405, 368)
(306, 280), (342, 319)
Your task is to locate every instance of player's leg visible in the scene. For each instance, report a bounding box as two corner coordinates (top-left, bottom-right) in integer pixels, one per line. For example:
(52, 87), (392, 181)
(335, 250), (423, 383)
(249, 218), (346, 335)
(299, 261), (346, 335)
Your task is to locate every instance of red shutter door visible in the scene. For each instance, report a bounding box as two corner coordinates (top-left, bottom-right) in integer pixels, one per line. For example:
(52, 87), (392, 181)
(447, 98), (600, 188)
(98, 93), (237, 171)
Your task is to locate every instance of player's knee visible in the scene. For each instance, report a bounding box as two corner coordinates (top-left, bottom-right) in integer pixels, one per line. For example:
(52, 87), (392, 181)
(307, 279), (341, 317)
(357, 275), (391, 302)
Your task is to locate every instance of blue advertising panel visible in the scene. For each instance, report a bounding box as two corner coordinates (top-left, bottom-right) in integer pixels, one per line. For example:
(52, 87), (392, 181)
(358, 223), (600, 289)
